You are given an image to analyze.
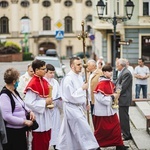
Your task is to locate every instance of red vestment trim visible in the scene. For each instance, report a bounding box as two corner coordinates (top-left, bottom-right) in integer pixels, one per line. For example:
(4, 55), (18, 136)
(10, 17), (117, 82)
(93, 114), (123, 147)
(32, 130), (51, 150)
(24, 74), (49, 98)
(94, 80), (115, 95)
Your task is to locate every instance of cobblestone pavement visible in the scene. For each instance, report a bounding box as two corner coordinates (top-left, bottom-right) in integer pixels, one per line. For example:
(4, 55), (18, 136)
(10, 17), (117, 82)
(98, 120), (139, 150)
(49, 125), (138, 150)
(49, 111), (138, 150)
(99, 128), (138, 150)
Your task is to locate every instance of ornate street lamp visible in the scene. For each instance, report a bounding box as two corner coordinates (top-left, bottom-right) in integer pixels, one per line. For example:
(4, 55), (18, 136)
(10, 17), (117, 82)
(96, 0), (106, 18)
(125, 0), (135, 19)
(96, 0), (134, 81)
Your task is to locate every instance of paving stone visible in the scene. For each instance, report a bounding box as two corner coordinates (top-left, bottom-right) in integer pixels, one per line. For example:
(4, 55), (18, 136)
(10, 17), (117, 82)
(131, 130), (150, 150)
(129, 106), (146, 129)
(136, 102), (150, 116)
(1, 61), (149, 150)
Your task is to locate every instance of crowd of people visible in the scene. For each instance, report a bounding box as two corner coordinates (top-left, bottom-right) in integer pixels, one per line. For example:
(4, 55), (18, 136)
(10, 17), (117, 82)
(0, 56), (149, 150)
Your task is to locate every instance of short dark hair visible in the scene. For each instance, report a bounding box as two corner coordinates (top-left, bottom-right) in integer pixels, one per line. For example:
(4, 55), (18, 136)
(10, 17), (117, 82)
(102, 65), (112, 72)
(32, 59), (46, 72)
(138, 58), (145, 62)
(70, 57), (80, 67)
(4, 68), (19, 84)
(46, 64), (55, 72)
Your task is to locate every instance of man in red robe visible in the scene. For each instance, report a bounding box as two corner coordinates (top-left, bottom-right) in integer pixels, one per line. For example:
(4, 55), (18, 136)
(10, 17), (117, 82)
(24, 59), (53, 150)
(93, 65), (129, 150)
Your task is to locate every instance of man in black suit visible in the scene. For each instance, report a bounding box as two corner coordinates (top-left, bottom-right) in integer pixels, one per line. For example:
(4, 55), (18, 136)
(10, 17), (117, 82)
(116, 58), (133, 141)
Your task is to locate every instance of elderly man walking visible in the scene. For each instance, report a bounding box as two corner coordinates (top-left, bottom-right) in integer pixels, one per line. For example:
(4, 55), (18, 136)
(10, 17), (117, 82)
(116, 58), (133, 141)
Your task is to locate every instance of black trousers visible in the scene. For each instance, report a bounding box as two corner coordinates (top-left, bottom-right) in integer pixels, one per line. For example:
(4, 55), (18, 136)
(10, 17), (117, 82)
(3, 127), (27, 150)
(119, 106), (131, 139)
(90, 102), (94, 116)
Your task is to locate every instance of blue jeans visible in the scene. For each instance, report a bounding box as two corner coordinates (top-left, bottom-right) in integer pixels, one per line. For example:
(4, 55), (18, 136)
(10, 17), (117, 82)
(135, 84), (147, 98)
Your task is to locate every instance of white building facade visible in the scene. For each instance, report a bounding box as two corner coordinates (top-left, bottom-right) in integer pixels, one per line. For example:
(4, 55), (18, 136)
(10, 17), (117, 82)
(0, 0), (94, 58)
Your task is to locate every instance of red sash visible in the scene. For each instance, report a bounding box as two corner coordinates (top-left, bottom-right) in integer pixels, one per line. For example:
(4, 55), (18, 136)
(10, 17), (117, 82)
(94, 79), (115, 95)
(24, 74), (49, 98)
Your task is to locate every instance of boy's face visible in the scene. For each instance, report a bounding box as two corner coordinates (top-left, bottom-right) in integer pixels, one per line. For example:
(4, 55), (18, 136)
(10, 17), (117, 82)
(46, 70), (55, 79)
(35, 65), (47, 77)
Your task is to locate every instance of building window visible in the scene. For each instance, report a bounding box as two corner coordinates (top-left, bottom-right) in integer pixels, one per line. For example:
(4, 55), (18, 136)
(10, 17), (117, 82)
(20, 0), (30, 8)
(86, 25), (92, 33)
(85, 0), (92, 7)
(87, 46), (92, 56)
(66, 46), (73, 57)
(143, 0), (150, 15)
(142, 36), (150, 62)
(64, 0), (72, 7)
(0, 17), (9, 34)
(21, 16), (30, 33)
(64, 16), (72, 33)
(1, 1), (9, 8)
(43, 16), (51, 30)
(104, 0), (108, 15)
(116, 0), (120, 15)
(42, 0), (51, 7)
(86, 15), (92, 22)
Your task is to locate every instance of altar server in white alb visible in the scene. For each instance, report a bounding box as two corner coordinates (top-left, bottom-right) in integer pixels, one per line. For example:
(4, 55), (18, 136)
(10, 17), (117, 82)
(17, 64), (34, 98)
(56, 57), (100, 150)
(44, 64), (62, 150)
(24, 59), (53, 150)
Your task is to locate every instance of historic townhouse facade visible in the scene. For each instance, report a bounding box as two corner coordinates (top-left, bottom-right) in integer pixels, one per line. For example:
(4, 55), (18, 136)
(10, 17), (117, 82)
(0, 0), (93, 58)
(93, 0), (150, 65)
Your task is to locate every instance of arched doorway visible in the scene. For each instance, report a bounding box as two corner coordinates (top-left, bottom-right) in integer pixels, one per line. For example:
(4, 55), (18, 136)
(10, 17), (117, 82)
(39, 42), (56, 54)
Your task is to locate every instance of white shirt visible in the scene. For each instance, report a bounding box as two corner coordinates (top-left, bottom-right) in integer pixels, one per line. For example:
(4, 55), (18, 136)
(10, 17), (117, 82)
(134, 65), (150, 85)
(17, 72), (32, 98)
(127, 65), (134, 75)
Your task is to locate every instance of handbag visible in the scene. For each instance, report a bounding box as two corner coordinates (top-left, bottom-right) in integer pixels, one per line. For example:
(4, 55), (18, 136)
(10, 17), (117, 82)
(2, 88), (39, 131)
(25, 112), (39, 131)
(7, 90), (39, 131)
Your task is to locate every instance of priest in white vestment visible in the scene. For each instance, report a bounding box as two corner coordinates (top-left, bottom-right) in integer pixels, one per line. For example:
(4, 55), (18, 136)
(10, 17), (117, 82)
(56, 57), (99, 150)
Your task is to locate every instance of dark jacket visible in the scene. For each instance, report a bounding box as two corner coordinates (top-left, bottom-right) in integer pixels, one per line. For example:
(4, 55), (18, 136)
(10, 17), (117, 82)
(116, 68), (132, 106)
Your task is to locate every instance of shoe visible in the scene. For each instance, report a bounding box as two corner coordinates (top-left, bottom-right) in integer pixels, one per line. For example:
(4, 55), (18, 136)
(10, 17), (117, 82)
(123, 146), (129, 149)
(123, 135), (132, 141)
(116, 145), (129, 150)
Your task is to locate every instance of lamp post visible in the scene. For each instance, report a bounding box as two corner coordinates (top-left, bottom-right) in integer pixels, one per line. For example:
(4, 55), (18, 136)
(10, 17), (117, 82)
(23, 33), (28, 53)
(96, 0), (134, 82)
